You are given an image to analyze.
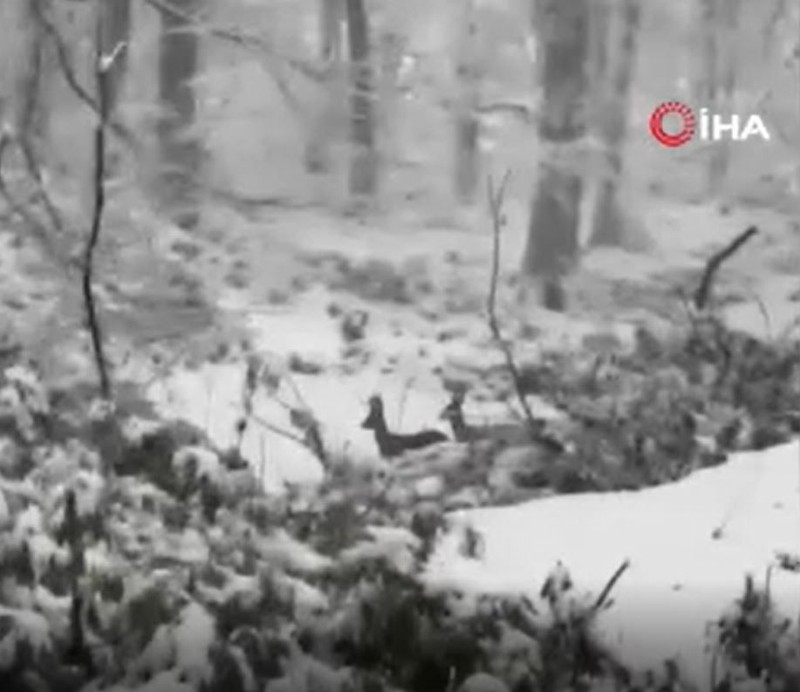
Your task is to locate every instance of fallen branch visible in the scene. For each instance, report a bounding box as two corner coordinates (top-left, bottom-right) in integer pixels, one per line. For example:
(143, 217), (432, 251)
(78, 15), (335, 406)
(592, 559), (630, 612)
(486, 172), (539, 438)
(693, 225), (759, 311)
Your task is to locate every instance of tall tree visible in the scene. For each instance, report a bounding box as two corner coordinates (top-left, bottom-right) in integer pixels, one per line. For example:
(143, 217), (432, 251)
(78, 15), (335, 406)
(589, 0), (641, 247)
(697, 0), (741, 197)
(345, 0), (378, 198)
(305, 0), (345, 174)
(707, 0), (741, 197)
(376, 13), (406, 181)
(521, 0), (589, 310)
(452, 0), (481, 204)
(157, 0), (202, 229)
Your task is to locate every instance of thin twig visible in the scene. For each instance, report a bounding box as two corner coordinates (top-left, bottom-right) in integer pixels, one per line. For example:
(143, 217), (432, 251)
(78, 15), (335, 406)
(17, 136), (65, 235)
(693, 226), (759, 310)
(249, 413), (307, 447)
(82, 27), (119, 400)
(486, 172), (539, 438)
(0, 131), (75, 276)
(592, 559), (630, 612)
(143, 0), (319, 112)
(396, 375), (415, 429)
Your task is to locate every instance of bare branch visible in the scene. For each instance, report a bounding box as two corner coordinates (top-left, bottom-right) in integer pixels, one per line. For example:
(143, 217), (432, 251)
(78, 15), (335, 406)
(693, 226), (759, 311)
(0, 131), (75, 277)
(143, 0), (320, 114)
(249, 413), (308, 448)
(486, 172), (539, 438)
(83, 14), (113, 399)
(17, 136), (66, 236)
(31, 0), (135, 146)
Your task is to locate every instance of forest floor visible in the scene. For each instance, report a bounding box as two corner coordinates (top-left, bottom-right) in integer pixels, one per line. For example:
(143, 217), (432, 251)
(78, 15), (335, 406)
(0, 178), (799, 691)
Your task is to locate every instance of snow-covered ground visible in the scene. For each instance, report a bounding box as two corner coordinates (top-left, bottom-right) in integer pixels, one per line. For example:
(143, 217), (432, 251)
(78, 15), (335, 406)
(143, 280), (800, 689)
(426, 440), (800, 688)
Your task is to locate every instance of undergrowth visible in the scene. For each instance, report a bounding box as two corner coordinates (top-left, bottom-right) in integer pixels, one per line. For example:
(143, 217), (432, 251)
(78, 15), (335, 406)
(0, 322), (797, 692)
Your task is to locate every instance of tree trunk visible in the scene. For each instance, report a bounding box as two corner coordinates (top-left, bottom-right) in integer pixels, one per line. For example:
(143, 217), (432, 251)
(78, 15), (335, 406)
(345, 0), (378, 198)
(521, 0), (589, 310)
(99, 0), (132, 116)
(452, 0), (481, 205)
(707, 0), (740, 197)
(377, 29), (405, 179)
(589, 0), (641, 247)
(305, 0), (344, 174)
(157, 0), (202, 229)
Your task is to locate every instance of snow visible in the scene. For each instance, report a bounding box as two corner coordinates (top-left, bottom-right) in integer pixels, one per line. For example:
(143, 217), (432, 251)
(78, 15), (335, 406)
(425, 440), (800, 687)
(173, 603), (216, 686)
(255, 530), (333, 574)
(0, 606), (52, 665)
(340, 526), (421, 574)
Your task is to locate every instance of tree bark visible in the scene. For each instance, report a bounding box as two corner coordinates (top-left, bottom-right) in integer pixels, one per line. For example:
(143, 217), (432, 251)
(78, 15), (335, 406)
(157, 0), (202, 229)
(452, 0), (481, 204)
(377, 29), (405, 178)
(305, 0), (345, 174)
(590, 0), (641, 247)
(345, 0), (378, 198)
(707, 0), (740, 197)
(521, 0), (589, 310)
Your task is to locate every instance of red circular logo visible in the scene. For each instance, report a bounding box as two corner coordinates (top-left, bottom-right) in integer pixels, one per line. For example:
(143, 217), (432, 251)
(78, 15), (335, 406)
(649, 101), (695, 147)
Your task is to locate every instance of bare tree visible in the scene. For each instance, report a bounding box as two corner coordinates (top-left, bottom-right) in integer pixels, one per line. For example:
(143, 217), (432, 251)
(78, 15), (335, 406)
(6, 0), (50, 152)
(452, 0), (481, 204)
(156, 0), (202, 229)
(589, 0), (641, 247)
(345, 0), (378, 198)
(521, 0), (589, 310)
(305, 0), (345, 174)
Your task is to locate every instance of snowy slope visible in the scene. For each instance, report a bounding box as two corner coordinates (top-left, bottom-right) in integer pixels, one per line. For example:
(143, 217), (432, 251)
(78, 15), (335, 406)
(425, 440), (800, 688)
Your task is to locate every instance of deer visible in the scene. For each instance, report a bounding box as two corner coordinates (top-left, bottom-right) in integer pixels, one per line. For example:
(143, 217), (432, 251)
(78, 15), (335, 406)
(362, 395), (448, 458)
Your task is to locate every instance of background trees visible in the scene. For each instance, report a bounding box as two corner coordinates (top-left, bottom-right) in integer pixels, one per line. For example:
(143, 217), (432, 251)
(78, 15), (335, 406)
(0, 0), (796, 306)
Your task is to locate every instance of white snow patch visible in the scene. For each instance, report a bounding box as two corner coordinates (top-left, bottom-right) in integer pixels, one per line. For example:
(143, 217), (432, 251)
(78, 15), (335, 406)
(415, 474), (445, 499)
(173, 602), (216, 686)
(147, 355), (453, 493)
(341, 526), (421, 574)
(426, 440), (800, 688)
(257, 530), (333, 573)
(0, 606), (52, 665)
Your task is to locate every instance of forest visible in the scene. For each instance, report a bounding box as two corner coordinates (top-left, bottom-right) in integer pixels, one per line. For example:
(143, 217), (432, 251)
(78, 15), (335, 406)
(0, 0), (799, 691)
